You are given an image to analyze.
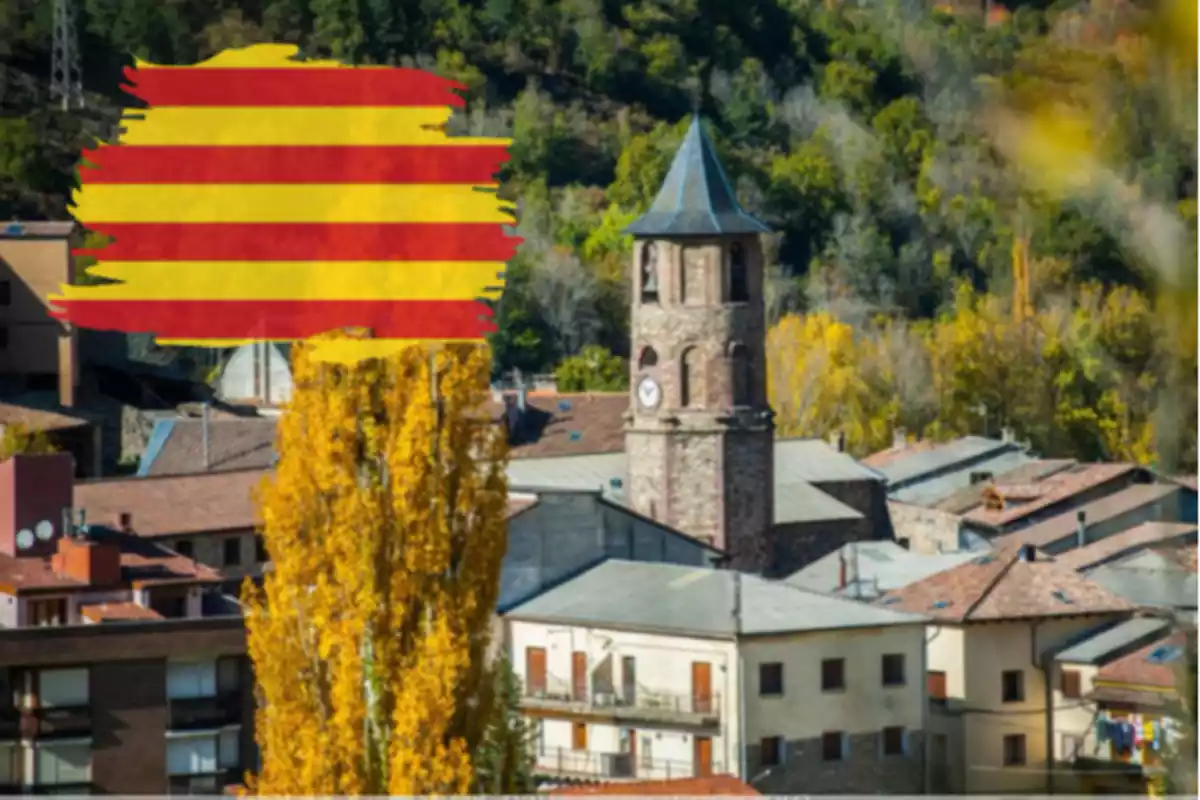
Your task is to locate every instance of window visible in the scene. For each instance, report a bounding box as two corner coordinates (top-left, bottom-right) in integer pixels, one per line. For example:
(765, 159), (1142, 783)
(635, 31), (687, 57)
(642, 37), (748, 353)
(35, 740), (91, 785)
(28, 598), (68, 627)
(882, 726), (906, 756)
(927, 670), (947, 702)
(760, 736), (783, 767)
(730, 345), (751, 407)
(1001, 670), (1024, 703)
(167, 734), (218, 776)
(175, 540), (194, 559)
(882, 654), (906, 686)
(167, 661), (217, 700)
(571, 722), (588, 751)
(1003, 734), (1026, 766)
(219, 728), (240, 770)
(1060, 669), (1082, 699)
(759, 663), (783, 696)
(217, 657), (241, 694)
(535, 721), (545, 756)
(0, 281), (10, 306)
(821, 731), (845, 761)
(38, 668), (88, 708)
(680, 347), (700, 408)
(0, 743), (17, 784)
(640, 242), (659, 303)
(728, 243), (748, 302)
(821, 658), (845, 691)
(255, 536), (269, 563)
(637, 346), (658, 370)
(223, 537), (242, 566)
(639, 735), (652, 767)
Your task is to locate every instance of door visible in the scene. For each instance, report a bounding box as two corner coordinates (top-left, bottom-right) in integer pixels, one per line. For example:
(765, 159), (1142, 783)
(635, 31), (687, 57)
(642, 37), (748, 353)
(691, 661), (712, 714)
(572, 721), (588, 750)
(571, 651), (587, 702)
(625, 728), (637, 777)
(693, 736), (713, 777)
(525, 647), (547, 696)
(621, 656), (636, 704)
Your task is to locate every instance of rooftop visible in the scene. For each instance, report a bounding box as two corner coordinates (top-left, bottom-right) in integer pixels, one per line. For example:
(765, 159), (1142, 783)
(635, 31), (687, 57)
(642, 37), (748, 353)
(75, 469), (267, 537)
(1056, 617), (1172, 665)
(80, 601), (165, 623)
(507, 559), (927, 637)
(624, 116), (771, 238)
(961, 462), (1144, 530)
(552, 775), (760, 795)
(1095, 631), (1190, 689)
(0, 221), (75, 239)
(875, 542), (1137, 622)
(869, 436), (1021, 487)
(991, 484), (1185, 552)
(1053, 521), (1198, 571)
(933, 459), (1079, 514)
(784, 541), (978, 597)
(1086, 560), (1198, 610)
(0, 399), (95, 433)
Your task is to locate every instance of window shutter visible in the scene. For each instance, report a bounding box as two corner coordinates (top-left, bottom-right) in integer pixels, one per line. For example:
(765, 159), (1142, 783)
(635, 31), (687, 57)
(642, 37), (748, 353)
(39, 668), (89, 707)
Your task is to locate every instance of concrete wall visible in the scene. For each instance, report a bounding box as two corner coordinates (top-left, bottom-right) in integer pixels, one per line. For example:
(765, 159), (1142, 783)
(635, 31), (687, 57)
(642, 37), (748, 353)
(164, 530), (265, 590)
(0, 238), (74, 377)
(888, 501), (962, 555)
(743, 625), (927, 793)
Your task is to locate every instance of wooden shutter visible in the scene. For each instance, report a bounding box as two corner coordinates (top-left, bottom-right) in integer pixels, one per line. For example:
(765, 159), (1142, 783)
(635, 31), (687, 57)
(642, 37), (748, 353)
(927, 670), (947, 700)
(525, 647), (547, 696)
(691, 661), (712, 713)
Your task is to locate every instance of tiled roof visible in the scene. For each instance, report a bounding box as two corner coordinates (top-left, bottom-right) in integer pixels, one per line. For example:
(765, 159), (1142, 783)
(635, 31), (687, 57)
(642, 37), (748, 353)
(933, 459), (1078, 514)
(876, 542), (1137, 621)
(1054, 522), (1198, 571)
(1096, 631), (1189, 689)
(861, 439), (941, 469)
(0, 401), (93, 432)
(961, 462), (1143, 529)
(75, 469), (267, 537)
(552, 775), (760, 795)
(0, 529), (223, 593)
(80, 601), (164, 622)
(624, 116), (771, 237)
(1171, 474), (1198, 492)
(872, 436), (1016, 487)
(142, 392), (633, 476)
(991, 484), (1184, 551)
(1154, 542), (1199, 572)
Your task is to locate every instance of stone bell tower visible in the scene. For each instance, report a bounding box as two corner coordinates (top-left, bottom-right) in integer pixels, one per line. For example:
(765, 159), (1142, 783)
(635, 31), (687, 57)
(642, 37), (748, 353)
(623, 116), (775, 573)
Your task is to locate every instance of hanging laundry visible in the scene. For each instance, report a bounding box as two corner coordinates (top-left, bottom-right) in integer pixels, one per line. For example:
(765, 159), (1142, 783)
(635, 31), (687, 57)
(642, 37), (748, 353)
(1096, 718), (1111, 743)
(1144, 719), (1156, 743)
(1133, 723), (1143, 747)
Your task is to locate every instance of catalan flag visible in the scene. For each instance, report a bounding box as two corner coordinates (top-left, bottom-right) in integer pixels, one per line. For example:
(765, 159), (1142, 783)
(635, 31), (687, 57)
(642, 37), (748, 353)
(54, 44), (518, 364)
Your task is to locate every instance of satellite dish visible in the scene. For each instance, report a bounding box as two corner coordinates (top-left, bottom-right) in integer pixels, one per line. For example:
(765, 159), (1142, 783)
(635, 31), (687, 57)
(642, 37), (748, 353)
(34, 520), (54, 541)
(15, 530), (33, 550)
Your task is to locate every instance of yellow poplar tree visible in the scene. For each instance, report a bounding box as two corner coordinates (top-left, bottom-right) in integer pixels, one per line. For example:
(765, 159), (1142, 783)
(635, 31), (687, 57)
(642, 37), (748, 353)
(243, 337), (511, 795)
(0, 424), (58, 459)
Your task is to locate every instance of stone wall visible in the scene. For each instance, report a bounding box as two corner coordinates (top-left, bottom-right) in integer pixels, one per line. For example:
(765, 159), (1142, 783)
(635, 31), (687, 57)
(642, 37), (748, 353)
(747, 730), (926, 794)
(768, 516), (875, 579)
(814, 479), (895, 540)
(888, 501), (962, 554)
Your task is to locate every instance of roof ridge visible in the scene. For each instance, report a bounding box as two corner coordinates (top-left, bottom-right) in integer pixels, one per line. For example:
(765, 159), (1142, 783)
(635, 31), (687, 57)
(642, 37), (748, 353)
(960, 549), (1022, 621)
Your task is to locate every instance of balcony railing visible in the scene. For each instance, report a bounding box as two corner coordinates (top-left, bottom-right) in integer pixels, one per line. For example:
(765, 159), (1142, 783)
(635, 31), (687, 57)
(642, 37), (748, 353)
(522, 681), (721, 725)
(168, 769), (241, 795)
(28, 784), (93, 796)
(35, 705), (91, 737)
(534, 746), (721, 781)
(169, 692), (244, 731)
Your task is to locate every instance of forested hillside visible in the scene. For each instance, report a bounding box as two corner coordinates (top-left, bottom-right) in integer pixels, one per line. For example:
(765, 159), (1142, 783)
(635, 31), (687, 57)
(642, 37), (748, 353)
(0, 0), (1195, 468)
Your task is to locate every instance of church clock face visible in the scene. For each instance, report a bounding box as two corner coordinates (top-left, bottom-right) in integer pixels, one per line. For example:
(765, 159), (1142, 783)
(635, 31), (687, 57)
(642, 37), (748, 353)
(637, 377), (662, 410)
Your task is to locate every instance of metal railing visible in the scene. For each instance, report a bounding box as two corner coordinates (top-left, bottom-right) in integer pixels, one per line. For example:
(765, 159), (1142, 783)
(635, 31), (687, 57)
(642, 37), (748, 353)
(522, 680), (722, 722)
(534, 746), (721, 781)
(35, 705), (91, 737)
(168, 692), (243, 731)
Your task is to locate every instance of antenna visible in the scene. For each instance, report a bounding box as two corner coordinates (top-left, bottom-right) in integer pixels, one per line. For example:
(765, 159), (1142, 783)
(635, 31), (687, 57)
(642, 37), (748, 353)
(51, 0), (84, 112)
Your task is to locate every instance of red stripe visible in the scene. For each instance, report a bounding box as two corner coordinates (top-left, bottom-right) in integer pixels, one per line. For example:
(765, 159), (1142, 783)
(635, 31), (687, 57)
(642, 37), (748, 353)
(75, 223), (522, 262)
(123, 67), (466, 107)
(50, 300), (496, 340)
(78, 145), (510, 185)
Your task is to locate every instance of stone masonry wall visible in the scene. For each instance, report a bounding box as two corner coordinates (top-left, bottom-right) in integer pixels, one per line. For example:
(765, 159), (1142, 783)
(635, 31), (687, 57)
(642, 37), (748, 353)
(747, 730), (926, 794)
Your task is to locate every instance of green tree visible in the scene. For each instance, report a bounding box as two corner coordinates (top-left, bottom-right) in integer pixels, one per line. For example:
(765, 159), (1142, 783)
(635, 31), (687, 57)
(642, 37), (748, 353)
(554, 345), (627, 392)
(472, 658), (538, 793)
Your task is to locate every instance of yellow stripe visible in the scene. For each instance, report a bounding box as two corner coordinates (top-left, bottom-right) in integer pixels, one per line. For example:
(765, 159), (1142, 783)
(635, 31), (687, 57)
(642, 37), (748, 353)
(115, 107), (500, 146)
(71, 185), (513, 224)
(62, 262), (505, 301)
(136, 44), (379, 71)
(155, 338), (484, 365)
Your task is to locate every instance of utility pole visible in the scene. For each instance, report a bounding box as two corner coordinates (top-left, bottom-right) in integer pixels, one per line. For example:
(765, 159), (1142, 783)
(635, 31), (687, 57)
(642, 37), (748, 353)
(51, 0), (85, 112)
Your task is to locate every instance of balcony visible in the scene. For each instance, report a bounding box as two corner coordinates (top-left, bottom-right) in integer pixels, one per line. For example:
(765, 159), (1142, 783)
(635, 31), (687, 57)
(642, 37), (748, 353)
(169, 693), (243, 731)
(35, 705), (91, 738)
(28, 784), (93, 796)
(535, 746), (722, 782)
(522, 682), (721, 727)
(0, 707), (20, 740)
(168, 769), (241, 795)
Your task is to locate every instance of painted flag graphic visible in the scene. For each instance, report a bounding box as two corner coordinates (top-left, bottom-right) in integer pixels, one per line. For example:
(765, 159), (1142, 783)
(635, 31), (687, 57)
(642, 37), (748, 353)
(54, 44), (519, 364)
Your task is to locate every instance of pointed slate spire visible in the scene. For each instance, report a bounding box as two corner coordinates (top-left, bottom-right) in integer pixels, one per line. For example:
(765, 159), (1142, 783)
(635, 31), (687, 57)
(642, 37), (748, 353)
(625, 115), (771, 238)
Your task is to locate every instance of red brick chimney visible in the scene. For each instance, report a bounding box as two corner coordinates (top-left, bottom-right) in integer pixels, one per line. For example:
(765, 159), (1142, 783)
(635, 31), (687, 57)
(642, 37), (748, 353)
(0, 452), (75, 558)
(51, 535), (122, 586)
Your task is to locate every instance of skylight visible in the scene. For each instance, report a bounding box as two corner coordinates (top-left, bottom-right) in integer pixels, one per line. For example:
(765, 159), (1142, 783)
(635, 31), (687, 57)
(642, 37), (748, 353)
(558, 400), (573, 412)
(1052, 590), (1072, 604)
(973, 555), (995, 565)
(932, 600), (952, 609)
(1147, 645), (1183, 664)
(568, 431), (582, 442)
(882, 597), (900, 605)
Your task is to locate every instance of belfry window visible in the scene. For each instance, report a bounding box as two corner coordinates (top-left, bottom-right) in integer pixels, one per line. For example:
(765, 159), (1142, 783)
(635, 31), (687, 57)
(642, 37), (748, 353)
(640, 242), (659, 303)
(729, 242), (748, 302)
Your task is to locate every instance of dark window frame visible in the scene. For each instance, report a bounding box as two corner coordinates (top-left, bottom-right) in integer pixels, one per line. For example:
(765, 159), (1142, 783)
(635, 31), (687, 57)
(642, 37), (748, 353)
(821, 658), (845, 692)
(759, 736), (783, 767)
(1060, 669), (1082, 699)
(821, 731), (845, 761)
(759, 662), (783, 697)
(882, 653), (906, 686)
(1003, 733), (1027, 766)
(882, 726), (905, 756)
(1001, 670), (1025, 703)
(223, 537), (242, 566)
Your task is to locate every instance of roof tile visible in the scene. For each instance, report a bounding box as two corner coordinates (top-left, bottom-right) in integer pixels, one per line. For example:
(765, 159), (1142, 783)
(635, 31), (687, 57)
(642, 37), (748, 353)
(1097, 631), (1189, 688)
(1054, 522), (1198, 571)
(991, 484), (1184, 551)
(961, 462), (1142, 529)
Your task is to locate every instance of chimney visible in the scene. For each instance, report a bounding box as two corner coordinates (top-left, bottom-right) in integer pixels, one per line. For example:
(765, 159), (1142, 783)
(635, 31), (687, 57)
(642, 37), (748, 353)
(1019, 544), (1036, 562)
(893, 427), (907, 450)
(838, 551), (848, 589)
(517, 386), (528, 413)
(1001, 427), (1015, 444)
(0, 453), (75, 558)
(119, 512), (133, 532)
(201, 402), (211, 472)
(829, 430), (846, 452)
(57, 325), (78, 408)
(1076, 510), (1087, 549)
(970, 471), (994, 485)
(897, 537), (911, 550)
(51, 535), (122, 587)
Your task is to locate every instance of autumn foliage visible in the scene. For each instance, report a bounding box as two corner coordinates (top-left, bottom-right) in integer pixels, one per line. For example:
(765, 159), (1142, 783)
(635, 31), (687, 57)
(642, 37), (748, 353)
(242, 338), (512, 794)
